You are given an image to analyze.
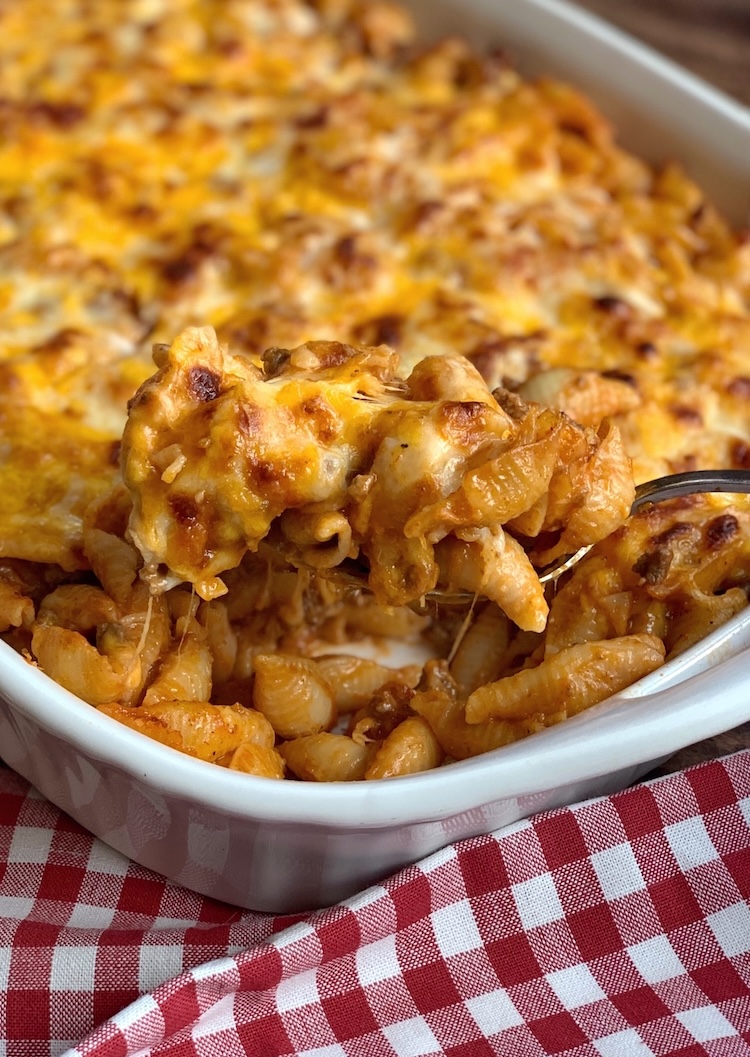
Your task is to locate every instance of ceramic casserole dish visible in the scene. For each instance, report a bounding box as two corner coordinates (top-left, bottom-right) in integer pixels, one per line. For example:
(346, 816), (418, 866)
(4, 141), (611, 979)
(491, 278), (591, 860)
(1, 0), (750, 913)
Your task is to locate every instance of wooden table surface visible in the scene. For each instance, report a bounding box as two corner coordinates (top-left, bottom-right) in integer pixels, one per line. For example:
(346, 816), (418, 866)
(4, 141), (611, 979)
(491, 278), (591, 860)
(575, 0), (750, 107)
(575, 0), (750, 774)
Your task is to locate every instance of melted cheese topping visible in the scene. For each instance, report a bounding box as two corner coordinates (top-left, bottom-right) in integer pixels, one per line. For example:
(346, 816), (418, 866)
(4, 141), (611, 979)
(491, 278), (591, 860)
(1, 0), (750, 574)
(123, 327), (633, 627)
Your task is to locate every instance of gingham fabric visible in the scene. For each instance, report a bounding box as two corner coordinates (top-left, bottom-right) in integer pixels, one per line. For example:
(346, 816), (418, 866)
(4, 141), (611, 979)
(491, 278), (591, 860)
(2, 754), (750, 1057)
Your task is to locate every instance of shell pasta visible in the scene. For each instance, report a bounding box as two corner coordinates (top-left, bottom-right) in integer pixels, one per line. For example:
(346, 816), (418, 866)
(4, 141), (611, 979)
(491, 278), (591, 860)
(122, 328), (634, 626)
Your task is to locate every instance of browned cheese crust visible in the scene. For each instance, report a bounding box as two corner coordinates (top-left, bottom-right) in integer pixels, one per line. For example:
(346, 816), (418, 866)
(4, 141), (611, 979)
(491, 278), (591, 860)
(122, 327), (634, 628)
(1, 0), (749, 778)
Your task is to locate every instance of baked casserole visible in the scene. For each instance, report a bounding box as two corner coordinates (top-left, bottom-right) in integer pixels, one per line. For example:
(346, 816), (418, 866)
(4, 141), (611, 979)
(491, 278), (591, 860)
(1, 0), (750, 780)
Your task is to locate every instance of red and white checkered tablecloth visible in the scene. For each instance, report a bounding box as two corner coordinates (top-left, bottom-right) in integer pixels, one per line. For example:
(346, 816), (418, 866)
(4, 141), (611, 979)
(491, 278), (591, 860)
(2, 753), (750, 1057)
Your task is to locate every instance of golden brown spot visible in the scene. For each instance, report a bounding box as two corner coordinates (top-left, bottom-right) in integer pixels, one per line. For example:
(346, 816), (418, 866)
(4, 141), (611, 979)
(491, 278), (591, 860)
(32, 328), (82, 354)
(594, 295), (632, 319)
(727, 377), (750, 400)
(191, 222), (226, 257)
(160, 229), (219, 287)
(187, 365), (222, 403)
(438, 400), (487, 443)
(236, 406), (263, 441)
(161, 253), (200, 285)
(27, 100), (85, 127)
(408, 200), (443, 232)
(469, 332), (545, 383)
(253, 461), (279, 485)
(129, 202), (157, 222)
(705, 514), (739, 550)
(602, 369), (638, 388)
(653, 523), (697, 547)
(296, 106), (329, 129)
(169, 493), (199, 525)
(352, 313), (403, 348)
(690, 202), (707, 225)
(453, 53), (499, 89)
(210, 31), (239, 54)
(330, 236), (377, 279)
(731, 441), (750, 469)
(305, 341), (356, 370)
(668, 404), (703, 428)
(334, 235), (359, 267)
(559, 120), (592, 141)
(300, 396), (338, 444)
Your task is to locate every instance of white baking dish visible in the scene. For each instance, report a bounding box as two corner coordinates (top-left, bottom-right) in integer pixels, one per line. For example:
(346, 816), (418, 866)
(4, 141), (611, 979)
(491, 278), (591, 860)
(2, 0), (750, 913)
(412, 0), (750, 227)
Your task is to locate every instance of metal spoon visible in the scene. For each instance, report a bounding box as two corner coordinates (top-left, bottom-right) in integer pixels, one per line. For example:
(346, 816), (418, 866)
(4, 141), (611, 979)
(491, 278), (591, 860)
(536, 468), (750, 586)
(273, 468), (750, 604)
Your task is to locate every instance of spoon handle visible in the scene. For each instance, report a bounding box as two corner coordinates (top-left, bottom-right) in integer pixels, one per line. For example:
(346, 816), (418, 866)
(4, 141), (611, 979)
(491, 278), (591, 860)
(535, 468), (750, 587)
(631, 469), (750, 513)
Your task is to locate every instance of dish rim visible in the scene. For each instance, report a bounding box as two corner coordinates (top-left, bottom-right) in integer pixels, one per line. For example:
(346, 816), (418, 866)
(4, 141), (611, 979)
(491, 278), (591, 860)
(3, 603), (750, 828)
(413, 0), (750, 226)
